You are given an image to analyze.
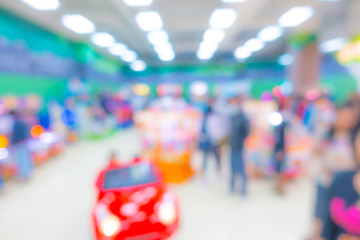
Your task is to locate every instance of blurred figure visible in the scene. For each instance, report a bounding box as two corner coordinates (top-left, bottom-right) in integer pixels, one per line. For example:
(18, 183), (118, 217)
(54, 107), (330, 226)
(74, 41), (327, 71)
(198, 105), (221, 175)
(10, 110), (33, 180)
(312, 103), (360, 239)
(109, 151), (120, 166)
(0, 170), (3, 191)
(273, 104), (289, 195)
(303, 99), (317, 133)
(321, 110), (360, 240)
(212, 97), (231, 160)
(228, 97), (250, 197)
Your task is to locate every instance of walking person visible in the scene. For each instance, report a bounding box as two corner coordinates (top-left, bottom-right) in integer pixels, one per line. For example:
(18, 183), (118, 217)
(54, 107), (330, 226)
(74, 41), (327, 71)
(198, 105), (221, 177)
(311, 102), (360, 239)
(0, 171), (3, 191)
(273, 110), (288, 195)
(228, 97), (250, 197)
(10, 110), (33, 180)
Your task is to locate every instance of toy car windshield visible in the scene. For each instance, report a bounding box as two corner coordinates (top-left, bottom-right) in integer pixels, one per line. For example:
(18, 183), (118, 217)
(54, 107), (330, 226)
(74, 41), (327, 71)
(103, 163), (158, 189)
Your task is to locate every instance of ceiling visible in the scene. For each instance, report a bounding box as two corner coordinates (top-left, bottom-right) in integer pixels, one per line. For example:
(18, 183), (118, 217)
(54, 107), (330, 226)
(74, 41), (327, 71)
(0, 0), (358, 67)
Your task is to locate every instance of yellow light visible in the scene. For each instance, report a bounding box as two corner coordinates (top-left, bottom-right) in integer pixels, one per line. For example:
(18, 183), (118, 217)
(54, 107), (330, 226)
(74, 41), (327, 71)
(0, 135), (8, 149)
(337, 41), (360, 64)
(101, 215), (121, 237)
(31, 125), (45, 138)
(133, 84), (150, 96)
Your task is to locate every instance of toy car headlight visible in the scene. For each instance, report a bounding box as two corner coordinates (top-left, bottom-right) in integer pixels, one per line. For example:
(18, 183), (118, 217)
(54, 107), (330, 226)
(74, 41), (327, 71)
(100, 215), (121, 237)
(158, 202), (176, 225)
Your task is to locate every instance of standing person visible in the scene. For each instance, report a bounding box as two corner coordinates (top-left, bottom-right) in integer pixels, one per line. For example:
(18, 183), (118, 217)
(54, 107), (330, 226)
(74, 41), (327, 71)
(212, 97), (231, 160)
(0, 169), (3, 191)
(273, 105), (289, 195)
(198, 105), (221, 176)
(321, 112), (360, 240)
(311, 102), (359, 239)
(229, 97), (250, 197)
(10, 110), (33, 180)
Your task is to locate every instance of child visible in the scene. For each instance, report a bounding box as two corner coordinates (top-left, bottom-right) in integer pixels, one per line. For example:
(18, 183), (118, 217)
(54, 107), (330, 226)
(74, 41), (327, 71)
(320, 103), (360, 240)
(312, 104), (359, 238)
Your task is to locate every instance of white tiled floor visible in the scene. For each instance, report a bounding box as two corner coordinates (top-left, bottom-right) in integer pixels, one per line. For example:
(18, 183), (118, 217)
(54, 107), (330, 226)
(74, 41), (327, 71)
(0, 129), (314, 240)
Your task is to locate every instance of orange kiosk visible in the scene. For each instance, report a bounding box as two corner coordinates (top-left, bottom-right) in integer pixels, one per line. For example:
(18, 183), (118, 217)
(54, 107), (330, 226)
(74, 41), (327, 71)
(135, 97), (201, 183)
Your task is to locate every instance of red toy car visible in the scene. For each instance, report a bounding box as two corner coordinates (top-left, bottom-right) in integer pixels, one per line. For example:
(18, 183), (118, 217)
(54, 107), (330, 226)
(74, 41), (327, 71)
(92, 159), (180, 240)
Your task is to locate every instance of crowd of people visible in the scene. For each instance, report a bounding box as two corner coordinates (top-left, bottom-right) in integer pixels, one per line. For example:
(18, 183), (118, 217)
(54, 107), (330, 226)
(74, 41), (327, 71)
(0, 81), (133, 190)
(198, 93), (360, 239)
(1, 84), (360, 239)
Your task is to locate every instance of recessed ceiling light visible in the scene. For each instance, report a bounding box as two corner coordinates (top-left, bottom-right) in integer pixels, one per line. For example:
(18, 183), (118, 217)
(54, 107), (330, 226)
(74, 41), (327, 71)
(123, 0), (153, 7)
(234, 46), (251, 59)
(244, 38), (265, 52)
(91, 32), (115, 48)
(130, 60), (147, 71)
(22, 0), (60, 11)
(320, 37), (347, 53)
(136, 11), (163, 32)
(209, 8), (237, 29)
(109, 43), (127, 56)
(147, 31), (169, 46)
(158, 51), (175, 61)
(121, 50), (138, 62)
(61, 15), (95, 34)
(197, 50), (214, 60)
(222, 0), (246, 2)
(278, 6), (314, 28)
(199, 41), (219, 54)
(278, 54), (294, 66)
(257, 26), (283, 42)
(203, 29), (226, 44)
(154, 43), (173, 55)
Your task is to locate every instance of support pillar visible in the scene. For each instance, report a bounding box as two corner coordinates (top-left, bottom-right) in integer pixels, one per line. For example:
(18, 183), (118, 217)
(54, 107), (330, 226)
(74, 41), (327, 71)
(288, 35), (321, 96)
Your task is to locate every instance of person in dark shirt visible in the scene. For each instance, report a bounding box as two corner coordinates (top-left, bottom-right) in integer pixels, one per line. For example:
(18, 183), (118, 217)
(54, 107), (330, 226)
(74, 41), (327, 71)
(321, 112), (360, 240)
(321, 171), (360, 240)
(10, 110), (33, 179)
(273, 106), (289, 195)
(198, 105), (221, 175)
(228, 98), (250, 197)
(0, 167), (3, 190)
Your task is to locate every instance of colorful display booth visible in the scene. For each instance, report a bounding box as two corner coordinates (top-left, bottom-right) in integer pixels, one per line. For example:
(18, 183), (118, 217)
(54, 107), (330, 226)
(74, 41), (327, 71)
(135, 97), (201, 183)
(243, 100), (312, 178)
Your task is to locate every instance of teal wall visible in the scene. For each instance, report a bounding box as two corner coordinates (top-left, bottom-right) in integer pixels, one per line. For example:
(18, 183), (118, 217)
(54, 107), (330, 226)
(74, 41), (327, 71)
(0, 7), (357, 103)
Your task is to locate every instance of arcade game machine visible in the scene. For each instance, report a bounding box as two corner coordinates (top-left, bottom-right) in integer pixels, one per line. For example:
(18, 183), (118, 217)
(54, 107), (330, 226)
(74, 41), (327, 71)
(0, 99), (17, 180)
(243, 87), (311, 179)
(61, 98), (79, 143)
(114, 88), (133, 128)
(243, 100), (277, 178)
(130, 83), (152, 112)
(135, 85), (201, 183)
(28, 124), (66, 165)
(157, 83), (183, 99)
(25, 96), (66, 165)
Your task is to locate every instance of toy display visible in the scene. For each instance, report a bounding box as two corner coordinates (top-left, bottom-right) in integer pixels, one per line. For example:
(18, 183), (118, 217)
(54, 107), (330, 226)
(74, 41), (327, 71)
(113, 91), (133, 128)
(135, 98), (201, 183)
(157, 83), (183, 97)
(28, 126), (66, 165)
(0, 127), (16, 180)
(93, 159), (179, 240)
(0, 95), (67, 181)
(243, 100), (311, 178)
